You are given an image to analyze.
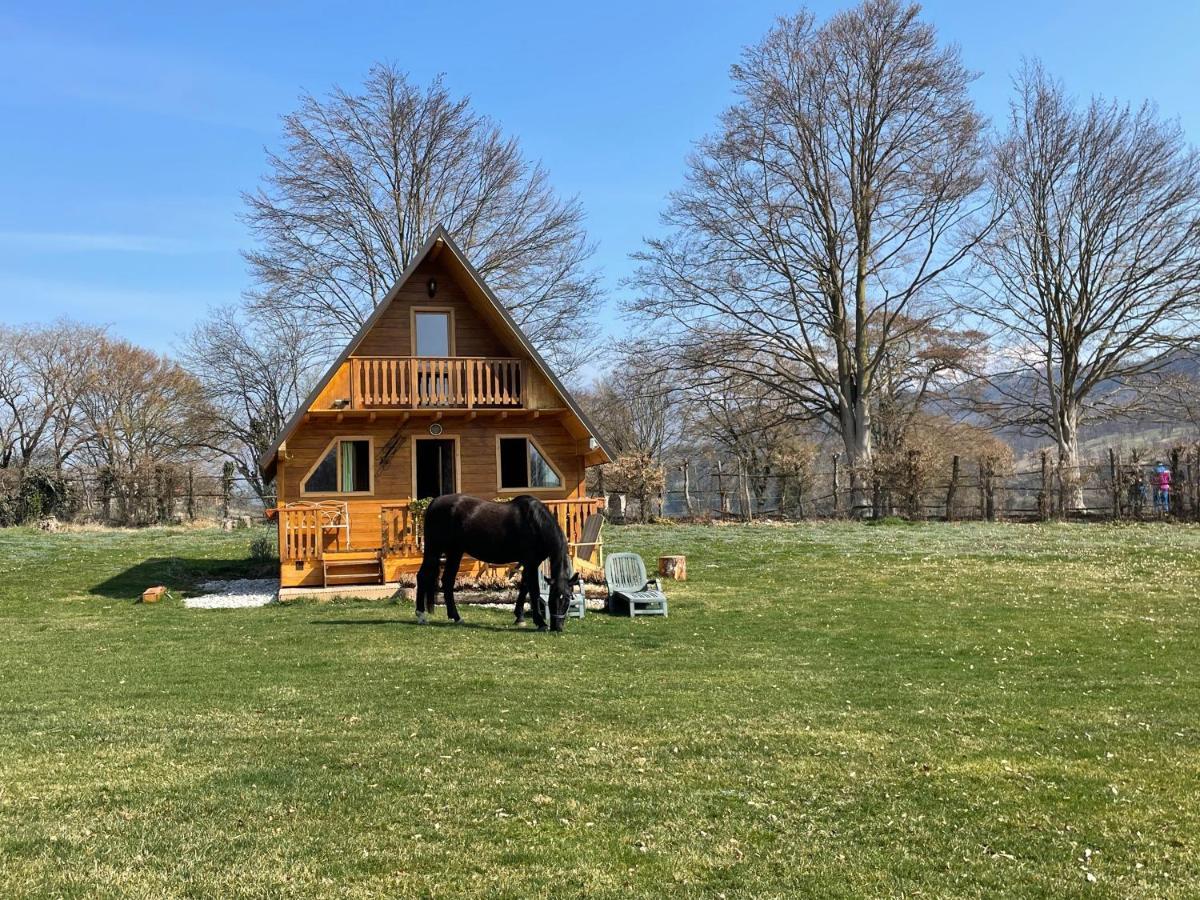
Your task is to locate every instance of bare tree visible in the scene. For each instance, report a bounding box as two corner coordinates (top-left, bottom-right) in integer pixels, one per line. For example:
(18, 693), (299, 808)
(181, 307), (321, 504)
(77, 338), (211, 522)
(245, 64), (601, 373)
(971, 63), (1200, 509)
(629, 0), (988, 513)
(0, 321), (106, 470)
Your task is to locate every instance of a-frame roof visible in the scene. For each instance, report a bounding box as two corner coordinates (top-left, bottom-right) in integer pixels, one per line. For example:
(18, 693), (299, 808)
(258, 226), (613, 480)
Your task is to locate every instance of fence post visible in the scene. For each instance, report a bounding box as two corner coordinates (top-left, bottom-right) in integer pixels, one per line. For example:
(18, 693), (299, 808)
(186, 468), (196, 522)
(1109, 448), (1120, 520)
(982, 457), (997, 522)
(946, 455), (960, 522)
(739, 457), (753, 523)
(1038, 451), (1050, 521)
(831, 454), (841, 517)
(1170, 446), (1183, 518)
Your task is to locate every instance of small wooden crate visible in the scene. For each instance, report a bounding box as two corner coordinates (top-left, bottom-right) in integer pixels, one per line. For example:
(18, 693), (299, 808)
(141, 585), (168, 604)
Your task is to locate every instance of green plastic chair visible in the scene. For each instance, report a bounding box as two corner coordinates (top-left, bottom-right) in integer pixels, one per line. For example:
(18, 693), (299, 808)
(604, 553), (668, 618)
(538, 569), (586, 620)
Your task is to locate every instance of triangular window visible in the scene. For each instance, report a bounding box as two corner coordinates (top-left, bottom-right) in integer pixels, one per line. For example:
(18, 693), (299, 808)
(498, 437), (562, 489)
(302, 438), (372, 494)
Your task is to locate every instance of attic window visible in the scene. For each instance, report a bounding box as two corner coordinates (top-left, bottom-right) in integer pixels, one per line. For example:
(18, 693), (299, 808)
(302, 438), (372, 495)
(498, 437), (562, 490)
(414, 310), (451, 357)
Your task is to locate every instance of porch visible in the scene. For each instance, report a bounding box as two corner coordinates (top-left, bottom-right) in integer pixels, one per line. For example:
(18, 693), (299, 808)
(276, 497), (605, 589)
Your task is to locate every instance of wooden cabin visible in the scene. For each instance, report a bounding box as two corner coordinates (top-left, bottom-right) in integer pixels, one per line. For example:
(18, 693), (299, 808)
(258, 226), (613, 589)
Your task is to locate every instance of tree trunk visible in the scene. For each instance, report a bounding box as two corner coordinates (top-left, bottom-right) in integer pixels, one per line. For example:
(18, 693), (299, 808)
(1055, 404), (1085, 512)
(681, 459), (694, 516)
(841, 421), (872, 518)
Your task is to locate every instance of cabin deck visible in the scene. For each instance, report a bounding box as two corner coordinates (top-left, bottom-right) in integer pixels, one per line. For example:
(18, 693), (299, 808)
(275, 497), (604, 589)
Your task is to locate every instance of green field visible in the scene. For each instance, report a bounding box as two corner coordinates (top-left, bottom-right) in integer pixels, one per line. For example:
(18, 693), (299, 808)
(1, 522), (1198, 898)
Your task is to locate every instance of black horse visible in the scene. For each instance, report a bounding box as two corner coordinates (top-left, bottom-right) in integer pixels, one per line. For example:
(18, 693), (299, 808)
(416, 494), (573, 631)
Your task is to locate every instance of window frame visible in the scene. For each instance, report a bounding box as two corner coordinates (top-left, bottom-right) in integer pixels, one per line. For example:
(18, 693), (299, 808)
(410, 306), (456, 358)
(299, 435), (375, 497)
(494, 434), (565, 494)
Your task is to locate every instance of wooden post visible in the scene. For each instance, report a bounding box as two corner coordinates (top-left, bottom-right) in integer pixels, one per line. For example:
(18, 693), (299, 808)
(681, 459), (694, 516)
(1170, 446), (1183, 518)
(946, 455), (960, 522)
(983, 457), (996, 522)
(658, 555), (687, 581)
(831, 454), (841, 517)
(1038, 450), (1050, 521)
(1109, 448), (1120, 520)
(716, 459), (729, 515)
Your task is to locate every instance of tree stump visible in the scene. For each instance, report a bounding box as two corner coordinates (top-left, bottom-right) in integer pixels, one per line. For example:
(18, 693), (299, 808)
(658, 555), (687, 581)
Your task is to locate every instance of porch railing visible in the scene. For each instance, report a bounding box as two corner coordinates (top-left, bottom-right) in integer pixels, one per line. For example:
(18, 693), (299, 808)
(380, 503), (423, 556)
(278, 506), (322, 561)
(349, 356), (523, 409)
(378, 497), (605, 559)
(280, 498), (606, 564)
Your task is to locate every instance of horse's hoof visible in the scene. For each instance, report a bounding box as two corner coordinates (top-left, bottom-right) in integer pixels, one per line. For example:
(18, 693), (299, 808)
(452, 617), (464, 626)
(536, 624), (548, 632)
(416, 613), (427, 625)
(513, 618), (525, 627)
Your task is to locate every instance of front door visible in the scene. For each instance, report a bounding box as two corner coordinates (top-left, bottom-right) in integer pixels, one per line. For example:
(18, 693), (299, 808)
(415, 438), (457, 499)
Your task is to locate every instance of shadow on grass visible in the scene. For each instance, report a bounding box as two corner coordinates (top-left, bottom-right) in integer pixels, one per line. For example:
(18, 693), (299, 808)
(312, 618), (518, 634)
(90, 556), (274, 600)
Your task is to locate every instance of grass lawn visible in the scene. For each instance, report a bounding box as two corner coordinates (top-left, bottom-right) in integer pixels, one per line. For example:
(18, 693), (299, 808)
(1, 522), (1198, 898)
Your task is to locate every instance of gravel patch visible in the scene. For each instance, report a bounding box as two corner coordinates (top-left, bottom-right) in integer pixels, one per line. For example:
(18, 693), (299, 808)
(185, 578), (279, 609)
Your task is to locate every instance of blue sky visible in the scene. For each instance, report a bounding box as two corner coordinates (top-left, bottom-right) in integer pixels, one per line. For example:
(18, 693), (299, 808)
(1, 1), (1198, 354)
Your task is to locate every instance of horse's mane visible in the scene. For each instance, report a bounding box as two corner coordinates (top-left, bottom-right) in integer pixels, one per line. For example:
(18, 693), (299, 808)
(509, 495), (568, 561)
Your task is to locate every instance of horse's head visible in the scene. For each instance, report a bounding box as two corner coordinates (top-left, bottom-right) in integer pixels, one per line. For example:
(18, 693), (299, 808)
(546, 570), (581, 632)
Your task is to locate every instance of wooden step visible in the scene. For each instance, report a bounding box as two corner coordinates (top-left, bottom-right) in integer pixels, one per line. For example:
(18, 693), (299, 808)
(322, 553), (383, 587)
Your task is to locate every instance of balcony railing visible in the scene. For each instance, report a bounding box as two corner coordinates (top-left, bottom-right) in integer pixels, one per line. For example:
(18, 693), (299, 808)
(349, 356), (523, 410)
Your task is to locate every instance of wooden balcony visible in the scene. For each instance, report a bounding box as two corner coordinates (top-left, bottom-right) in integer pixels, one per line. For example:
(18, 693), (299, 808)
(349, 356), (523, 410)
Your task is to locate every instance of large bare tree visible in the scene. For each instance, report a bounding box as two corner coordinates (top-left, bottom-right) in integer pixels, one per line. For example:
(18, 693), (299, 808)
(629, 0), (988, 512)
(971, 63), (1200, 509)
(245, 64), (601, 372)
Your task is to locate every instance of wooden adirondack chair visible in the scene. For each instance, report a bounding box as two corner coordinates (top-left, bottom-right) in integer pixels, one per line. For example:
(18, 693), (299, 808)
(537, 569), (586, 620)
(604, 552), (668, 618)
(574, 513), (604, 565)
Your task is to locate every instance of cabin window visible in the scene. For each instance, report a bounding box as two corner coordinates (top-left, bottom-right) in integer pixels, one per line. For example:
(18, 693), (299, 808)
(302, 438), (372, 495)
(414, 310), (451, 357)
(498, 436), (562, 490)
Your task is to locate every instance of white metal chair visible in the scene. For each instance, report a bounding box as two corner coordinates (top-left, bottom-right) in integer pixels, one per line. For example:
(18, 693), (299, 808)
(285, 500), (351, 551)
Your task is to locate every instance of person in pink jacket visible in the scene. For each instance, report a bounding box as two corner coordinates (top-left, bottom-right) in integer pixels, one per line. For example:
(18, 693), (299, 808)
(1154, 463), (1172, 514)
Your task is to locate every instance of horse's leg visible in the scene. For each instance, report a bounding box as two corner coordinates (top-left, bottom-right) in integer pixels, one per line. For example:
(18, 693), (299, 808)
(415, 544), (440, 625)
(526, 561), (548, 631)
(513, 566), (527, 625)
(442, 550), (464, 623)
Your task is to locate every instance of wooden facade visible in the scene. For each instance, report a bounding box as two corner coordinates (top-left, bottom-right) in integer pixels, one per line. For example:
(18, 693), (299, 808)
(259, 228), (612, 590)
